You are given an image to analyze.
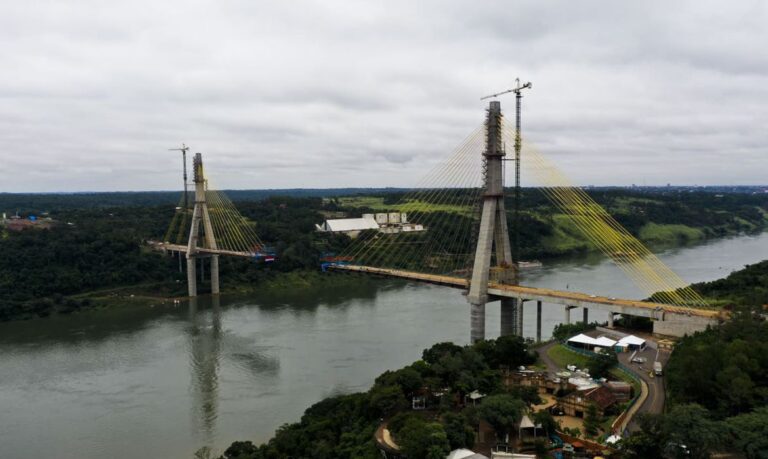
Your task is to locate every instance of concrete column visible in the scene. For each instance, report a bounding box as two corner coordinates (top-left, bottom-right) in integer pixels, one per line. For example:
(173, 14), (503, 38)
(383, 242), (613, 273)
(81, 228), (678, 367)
(210, 255), (220, 295)
(470, 302), (486, 343)
(564, 305), (571, 324)
(516, 300), (524, 336)
(607, 312), (614, 328)
(187, 256), (197, 297)
(583, 307), (589, 324)
(536, 301), (542, 342)
(500, 298), (517, 336)
(200, 257), (205, 282)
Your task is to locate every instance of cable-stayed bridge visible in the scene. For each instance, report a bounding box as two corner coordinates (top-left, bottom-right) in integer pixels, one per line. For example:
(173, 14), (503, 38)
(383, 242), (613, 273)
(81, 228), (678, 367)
(330, 100), (723, 339)
(152, 101), (724, 339)
(153, 153), (266, 297)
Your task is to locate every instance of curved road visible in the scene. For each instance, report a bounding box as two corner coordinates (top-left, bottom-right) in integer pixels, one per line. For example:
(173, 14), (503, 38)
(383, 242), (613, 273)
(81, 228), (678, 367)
(618, 345), (669, 431)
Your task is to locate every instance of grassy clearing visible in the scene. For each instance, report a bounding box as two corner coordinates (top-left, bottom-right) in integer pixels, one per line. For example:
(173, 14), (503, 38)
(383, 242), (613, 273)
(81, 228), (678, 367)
(546, 344), (591, 369)
(638, 223), (705, 244)
(540, 214), (594, 253)
(338, 196), (472, 215)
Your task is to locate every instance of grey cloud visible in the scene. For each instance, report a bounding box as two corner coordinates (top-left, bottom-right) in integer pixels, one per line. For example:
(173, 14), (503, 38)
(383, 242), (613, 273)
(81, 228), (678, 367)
(0, 0), (766, 191)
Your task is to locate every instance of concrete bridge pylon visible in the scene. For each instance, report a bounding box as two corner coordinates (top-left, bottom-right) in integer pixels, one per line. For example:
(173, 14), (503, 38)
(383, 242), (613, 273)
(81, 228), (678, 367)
(186, 153), (220, 297)
(467, 101), (520, 343)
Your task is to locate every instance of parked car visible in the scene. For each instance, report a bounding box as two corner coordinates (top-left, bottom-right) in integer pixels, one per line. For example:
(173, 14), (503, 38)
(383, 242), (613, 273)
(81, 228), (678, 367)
(631, 356), (647, 363)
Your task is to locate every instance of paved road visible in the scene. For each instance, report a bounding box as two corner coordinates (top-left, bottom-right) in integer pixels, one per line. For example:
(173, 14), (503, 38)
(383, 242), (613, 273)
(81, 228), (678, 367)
(618, 345), (670, 431)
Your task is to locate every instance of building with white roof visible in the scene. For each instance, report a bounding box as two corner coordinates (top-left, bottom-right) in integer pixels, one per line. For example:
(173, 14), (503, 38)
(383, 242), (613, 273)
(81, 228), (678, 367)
(316, 212), (424, 238)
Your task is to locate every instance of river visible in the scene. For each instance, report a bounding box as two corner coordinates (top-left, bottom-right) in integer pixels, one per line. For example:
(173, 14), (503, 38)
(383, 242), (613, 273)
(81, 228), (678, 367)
(1, 232), (766, 458)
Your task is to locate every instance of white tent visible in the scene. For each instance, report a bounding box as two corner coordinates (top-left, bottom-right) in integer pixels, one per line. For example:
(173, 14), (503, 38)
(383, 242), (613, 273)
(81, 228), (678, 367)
(447, 449), (490, 459)
(594, 336), (617, 348)
(567, 334), (598, 346)
(606, 434), (622, 445)
(618, 335), (646, 350)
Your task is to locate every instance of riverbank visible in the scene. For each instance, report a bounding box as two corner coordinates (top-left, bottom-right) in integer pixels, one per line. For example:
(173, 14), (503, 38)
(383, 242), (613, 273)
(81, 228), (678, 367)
(6, 227), (766, 324)
(0, 269), (378, 322)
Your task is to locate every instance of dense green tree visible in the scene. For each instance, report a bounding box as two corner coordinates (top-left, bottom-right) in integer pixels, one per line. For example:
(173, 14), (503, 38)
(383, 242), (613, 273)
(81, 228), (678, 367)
(724, 407), (768, 459)
(369, 385), (408, 416)
(666, 311), (768, 418)
(221, 441), (258, 459)
(531, 410), (559, 437)
(551, 322), (597, 341)
(507, 385), (542, 407)
(477, 394), (526, 442)
(618, 414), (667, 459)
(395, 418), (451, 459)
(586, 350), (618, 378)
(662, 404), (722, 459)
(583, 403), (600, 438)
(441, 412), (475, 450)
(422, 342), (463, 365)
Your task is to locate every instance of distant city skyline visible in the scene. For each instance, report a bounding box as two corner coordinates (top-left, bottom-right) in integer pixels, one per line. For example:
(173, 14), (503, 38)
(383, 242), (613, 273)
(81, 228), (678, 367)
(2, 1), (766, 192)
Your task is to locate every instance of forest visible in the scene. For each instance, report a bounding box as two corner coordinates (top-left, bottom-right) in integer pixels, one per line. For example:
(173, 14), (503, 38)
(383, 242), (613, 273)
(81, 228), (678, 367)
(1, 187), (766, 321)
(622, 310), (768, 459)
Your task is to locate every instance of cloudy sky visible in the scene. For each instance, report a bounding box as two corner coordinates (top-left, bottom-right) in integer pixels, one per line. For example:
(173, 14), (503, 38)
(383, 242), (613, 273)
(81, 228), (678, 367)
(2, 0), (766, 192)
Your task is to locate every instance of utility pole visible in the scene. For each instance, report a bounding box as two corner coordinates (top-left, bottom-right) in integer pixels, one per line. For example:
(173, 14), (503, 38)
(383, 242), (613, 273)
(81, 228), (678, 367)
(169, 143), (190, 211)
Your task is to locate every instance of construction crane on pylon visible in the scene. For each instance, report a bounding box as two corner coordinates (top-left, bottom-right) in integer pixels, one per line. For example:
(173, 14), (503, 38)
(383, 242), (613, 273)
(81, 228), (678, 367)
(481, 79), (532, 276)
(169, 143), (191, 211)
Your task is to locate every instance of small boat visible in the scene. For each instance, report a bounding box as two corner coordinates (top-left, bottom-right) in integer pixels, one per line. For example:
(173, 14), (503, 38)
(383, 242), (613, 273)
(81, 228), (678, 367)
(518, 260), (543, 269)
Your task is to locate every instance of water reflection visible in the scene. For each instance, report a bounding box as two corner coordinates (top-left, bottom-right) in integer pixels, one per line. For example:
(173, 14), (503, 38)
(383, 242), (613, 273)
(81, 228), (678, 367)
(187, 296), (221, 443)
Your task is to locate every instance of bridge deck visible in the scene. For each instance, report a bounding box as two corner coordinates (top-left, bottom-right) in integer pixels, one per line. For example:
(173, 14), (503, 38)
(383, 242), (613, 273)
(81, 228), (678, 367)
(331, 264), (721, 319)
(151, 242), (255, 258)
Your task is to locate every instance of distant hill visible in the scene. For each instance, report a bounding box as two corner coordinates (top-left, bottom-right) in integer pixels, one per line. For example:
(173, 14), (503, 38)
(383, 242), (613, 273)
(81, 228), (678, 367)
(0, 188), (409, 212)
(1, 185), (765, 213)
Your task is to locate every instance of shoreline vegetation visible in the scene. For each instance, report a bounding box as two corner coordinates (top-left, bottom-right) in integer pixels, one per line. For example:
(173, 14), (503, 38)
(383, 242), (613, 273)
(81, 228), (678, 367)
(1, 188), (766, 322)
(214, 262), (768, 459)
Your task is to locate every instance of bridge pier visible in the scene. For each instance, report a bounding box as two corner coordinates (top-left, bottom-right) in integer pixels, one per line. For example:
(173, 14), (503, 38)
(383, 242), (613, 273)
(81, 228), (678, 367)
(187, 255), (197, 297)
(470, 302), (486, 343)
(564, 305), (576, 324)
(583, 307), (589, 324)
(500, 299), (517, 337)
(211, 255), (220, 295)
(517, 300), (524, 336)
(536, 300), (542, 342)
(607, 311), (614, 328)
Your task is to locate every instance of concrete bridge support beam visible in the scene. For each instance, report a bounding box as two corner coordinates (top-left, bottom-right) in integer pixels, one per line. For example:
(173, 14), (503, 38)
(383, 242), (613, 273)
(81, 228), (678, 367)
(583, 307), (589, 324)
(187, 256), (197, 297)
(516, 300), (524, 336)
(470, 302), (486, 343)
(536, 300), (542, 342)
(564, 305), (576, 324)
(211, 255), (220, 295)
(500, 298), (516, 336)
(607, 312), (614, 328)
